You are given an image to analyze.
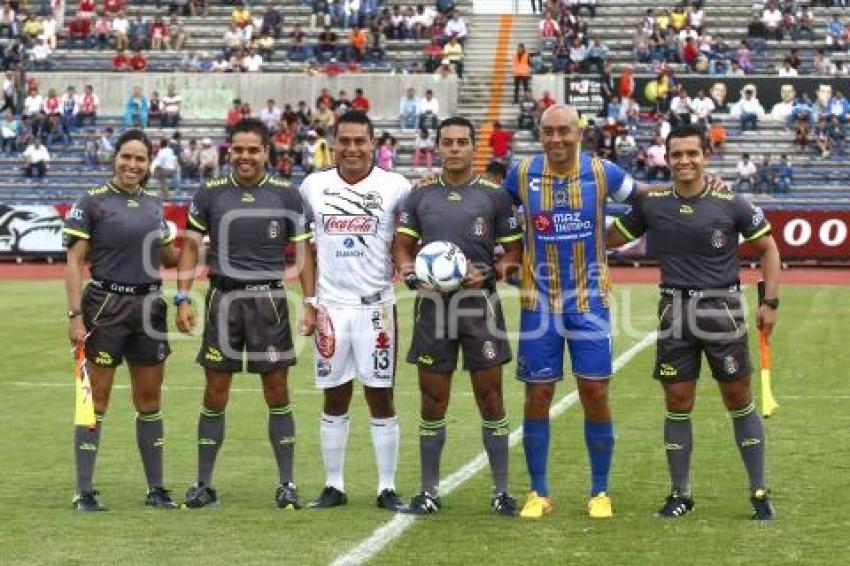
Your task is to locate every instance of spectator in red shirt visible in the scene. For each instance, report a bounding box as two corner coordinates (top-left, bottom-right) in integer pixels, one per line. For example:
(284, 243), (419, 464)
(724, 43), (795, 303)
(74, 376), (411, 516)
(322, 58), (344, 76)
(129, 48), (148, 71)
(67, 12), (95, 49)
(104, 0), (125, 16)
(538, 90), (556, 112)
(225, 98), (243, 134)
(351, 88), (370, 113)
(424, 38), (443, 72)
(682, 37), (699, 69)
(112, 48), (130, 71)
(488, 121), (513, 162)
(79, 0), (97, 18)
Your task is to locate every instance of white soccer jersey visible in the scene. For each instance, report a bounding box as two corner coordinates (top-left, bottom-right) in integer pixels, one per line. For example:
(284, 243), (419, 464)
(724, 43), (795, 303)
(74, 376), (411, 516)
(299, 166), (412, 306)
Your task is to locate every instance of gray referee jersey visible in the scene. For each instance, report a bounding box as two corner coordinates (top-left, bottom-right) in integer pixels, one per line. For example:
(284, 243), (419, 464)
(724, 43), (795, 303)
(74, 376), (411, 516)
(614, 187), (772, 288)
(63, 182), (173, 284)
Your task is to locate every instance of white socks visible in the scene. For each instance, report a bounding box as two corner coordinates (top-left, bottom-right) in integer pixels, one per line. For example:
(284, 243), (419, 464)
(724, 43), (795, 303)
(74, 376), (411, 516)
(370, 416), (400, 494)
(320, 413), (350, 492)
(320, 413), (399, 494)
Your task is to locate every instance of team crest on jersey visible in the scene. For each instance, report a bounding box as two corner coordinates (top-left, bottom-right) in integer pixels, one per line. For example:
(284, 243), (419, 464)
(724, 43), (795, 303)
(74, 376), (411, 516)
(482, 341), (496, 360)
(470, 217), (487, 238)
(363, 191), (383, 210)
(711, 229), (727, 249)
(268, 220), (281, 239)
(723, 355), (738, 375)
(553, 185), (569, 207)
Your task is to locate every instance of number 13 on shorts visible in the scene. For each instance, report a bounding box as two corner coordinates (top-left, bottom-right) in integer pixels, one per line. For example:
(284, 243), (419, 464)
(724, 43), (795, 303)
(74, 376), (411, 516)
(313, 304), (396, 389)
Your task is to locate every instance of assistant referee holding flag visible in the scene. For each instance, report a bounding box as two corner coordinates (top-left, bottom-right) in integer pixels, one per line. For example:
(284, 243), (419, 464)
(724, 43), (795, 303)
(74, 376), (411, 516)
(607, 124), (780, 520)
(64, 129), (179, 511)
(176, 118), (317, 509)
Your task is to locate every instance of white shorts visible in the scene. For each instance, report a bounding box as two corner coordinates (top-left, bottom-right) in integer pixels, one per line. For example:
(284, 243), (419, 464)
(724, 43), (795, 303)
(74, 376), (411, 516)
(313, 303), (396, 389)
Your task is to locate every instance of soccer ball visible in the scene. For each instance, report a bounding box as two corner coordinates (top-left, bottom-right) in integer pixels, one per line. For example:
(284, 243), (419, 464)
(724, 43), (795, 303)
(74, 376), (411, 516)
(414, 241), (467, 292)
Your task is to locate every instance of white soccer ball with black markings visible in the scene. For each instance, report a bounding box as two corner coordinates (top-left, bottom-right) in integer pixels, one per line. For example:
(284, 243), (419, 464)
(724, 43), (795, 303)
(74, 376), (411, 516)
(414, 241), (468, 292)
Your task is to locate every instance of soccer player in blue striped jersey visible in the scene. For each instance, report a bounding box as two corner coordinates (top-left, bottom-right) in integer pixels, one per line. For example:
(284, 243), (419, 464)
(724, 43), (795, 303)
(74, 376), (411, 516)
(503, 104), (646, 519)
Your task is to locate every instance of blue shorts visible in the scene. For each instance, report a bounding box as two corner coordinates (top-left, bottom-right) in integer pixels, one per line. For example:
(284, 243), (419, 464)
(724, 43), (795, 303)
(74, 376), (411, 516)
(516, 308), (612, 382)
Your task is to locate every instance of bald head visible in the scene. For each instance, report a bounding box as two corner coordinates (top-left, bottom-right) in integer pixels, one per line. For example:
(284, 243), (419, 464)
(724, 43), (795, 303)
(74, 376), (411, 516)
(540, 104), (580, 129)
(539, 104), (582, 172)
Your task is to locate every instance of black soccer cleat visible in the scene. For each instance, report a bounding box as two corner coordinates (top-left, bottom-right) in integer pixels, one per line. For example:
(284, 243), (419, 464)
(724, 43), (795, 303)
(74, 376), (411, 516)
(750, 489), (776, 521)
(275, 483), (303, 510)
(491, 492), (519, 517)
(308, 486), (348, 509)
(376, 488), (405, 511)
(402, 491), (442, 515)
(72, 490), (107, 512)
(145, 486), (178, 509)
(183, 482), (219, 509)
(656, 492), (695, 518)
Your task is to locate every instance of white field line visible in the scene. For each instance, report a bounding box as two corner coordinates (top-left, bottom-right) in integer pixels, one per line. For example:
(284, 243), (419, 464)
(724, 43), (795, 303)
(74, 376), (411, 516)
(329, 331), (657, 566)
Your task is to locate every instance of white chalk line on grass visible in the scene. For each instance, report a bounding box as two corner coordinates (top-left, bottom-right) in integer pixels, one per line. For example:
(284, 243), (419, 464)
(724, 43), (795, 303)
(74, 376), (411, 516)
(329, 330), (657, 566)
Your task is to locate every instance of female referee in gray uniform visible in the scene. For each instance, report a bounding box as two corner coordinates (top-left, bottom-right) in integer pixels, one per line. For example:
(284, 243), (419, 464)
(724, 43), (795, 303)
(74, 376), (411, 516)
(64, 129), (179, 511)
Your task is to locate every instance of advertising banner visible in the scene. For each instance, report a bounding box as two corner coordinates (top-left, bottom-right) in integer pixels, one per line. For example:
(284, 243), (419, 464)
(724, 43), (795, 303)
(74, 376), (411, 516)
(610, 208), (850, 260)
(0, 203), (189, 255)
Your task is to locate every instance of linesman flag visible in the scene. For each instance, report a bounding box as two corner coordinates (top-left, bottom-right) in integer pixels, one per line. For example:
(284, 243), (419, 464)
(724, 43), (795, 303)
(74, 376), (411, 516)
(757, 280), (779, 418)
(74, 345), (97, 428)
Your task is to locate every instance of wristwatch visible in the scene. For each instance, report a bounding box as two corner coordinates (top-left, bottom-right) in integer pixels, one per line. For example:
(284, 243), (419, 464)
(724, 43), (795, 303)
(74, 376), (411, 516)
(67, 309), (82, 319)
(303, 296), (318, 308)
(173, 292), (192, 306)
(761, 297), (780, 310)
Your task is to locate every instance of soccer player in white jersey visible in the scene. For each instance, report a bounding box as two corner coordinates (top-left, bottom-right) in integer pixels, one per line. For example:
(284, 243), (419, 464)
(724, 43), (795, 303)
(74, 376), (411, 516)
(299, 111), (411, 511)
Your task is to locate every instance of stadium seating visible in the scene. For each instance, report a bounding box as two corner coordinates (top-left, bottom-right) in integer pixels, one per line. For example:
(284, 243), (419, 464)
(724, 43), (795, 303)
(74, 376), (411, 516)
(0, 0), (848, 210)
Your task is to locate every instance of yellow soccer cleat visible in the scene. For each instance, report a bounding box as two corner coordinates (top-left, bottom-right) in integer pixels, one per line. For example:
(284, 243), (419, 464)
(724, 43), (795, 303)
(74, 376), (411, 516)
(587, 492), (613, 519)
(519, 491), (553, 519)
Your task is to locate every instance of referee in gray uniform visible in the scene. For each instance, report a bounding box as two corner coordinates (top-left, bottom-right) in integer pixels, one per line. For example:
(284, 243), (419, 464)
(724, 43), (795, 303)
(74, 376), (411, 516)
(64, 129), (179, 511)
(176, 118), (317, 509)
(607, 124), (781, 520)
(393, 116), (524, 516)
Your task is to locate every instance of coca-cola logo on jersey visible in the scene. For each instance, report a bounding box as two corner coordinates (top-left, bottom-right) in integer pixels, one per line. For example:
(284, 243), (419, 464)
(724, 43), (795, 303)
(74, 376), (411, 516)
(322, 215), (378, 235)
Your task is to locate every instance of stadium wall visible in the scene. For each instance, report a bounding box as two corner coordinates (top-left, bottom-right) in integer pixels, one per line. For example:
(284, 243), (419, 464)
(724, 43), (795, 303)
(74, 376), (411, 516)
(28, 73), (459, 121)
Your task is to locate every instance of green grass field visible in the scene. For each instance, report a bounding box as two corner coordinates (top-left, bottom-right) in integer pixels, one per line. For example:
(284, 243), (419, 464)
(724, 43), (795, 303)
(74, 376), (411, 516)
(0, 281), (847, 565)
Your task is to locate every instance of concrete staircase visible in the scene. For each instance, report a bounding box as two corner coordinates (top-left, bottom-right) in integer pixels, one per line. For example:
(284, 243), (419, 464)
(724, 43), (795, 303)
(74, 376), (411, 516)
(457, 14), (542, 169)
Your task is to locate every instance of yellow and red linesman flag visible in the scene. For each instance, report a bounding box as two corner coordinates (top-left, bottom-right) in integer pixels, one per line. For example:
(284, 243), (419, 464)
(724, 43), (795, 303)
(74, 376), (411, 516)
(74, 345), (97, 428)
(757, 280), (779, 418)
(759, 329), (779, 418)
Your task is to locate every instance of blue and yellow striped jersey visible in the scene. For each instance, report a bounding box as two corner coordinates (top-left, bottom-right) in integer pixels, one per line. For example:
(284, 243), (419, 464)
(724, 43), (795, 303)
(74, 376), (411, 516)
(504, 152), (636, 313)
